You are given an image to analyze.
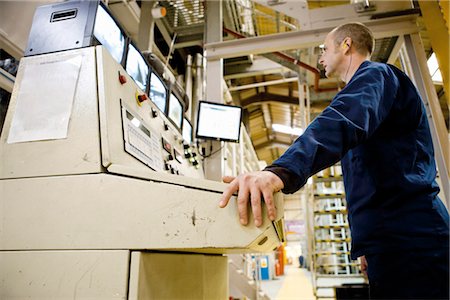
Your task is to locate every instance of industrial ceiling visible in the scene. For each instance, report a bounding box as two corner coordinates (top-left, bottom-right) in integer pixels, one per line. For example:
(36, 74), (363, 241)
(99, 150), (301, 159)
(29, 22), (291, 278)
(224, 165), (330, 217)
(1, 0), (447, 165)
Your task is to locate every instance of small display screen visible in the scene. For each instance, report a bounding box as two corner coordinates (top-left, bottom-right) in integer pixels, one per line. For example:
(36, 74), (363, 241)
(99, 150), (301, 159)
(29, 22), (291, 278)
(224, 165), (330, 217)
(182, 118), (193, 144)
(149, 71), (167, 112)
(126, 44), (149, 91)
(168, 93), (183, 129)
(93, 5), (125, 64)
(196, 101), (242, 143)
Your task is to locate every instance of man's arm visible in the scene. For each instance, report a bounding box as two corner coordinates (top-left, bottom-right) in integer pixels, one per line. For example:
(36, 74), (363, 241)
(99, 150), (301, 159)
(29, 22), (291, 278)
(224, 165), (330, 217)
(220, 63), (398, 225)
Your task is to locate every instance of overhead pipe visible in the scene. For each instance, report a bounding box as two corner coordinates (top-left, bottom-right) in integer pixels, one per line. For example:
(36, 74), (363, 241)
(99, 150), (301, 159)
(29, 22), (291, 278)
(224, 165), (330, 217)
(185, 54), (193, 119)
(223, 28), (337, 93)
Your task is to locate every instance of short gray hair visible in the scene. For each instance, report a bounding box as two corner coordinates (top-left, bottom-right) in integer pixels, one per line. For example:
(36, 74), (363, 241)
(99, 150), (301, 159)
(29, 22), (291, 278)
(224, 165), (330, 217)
(332, 22), (374, 56)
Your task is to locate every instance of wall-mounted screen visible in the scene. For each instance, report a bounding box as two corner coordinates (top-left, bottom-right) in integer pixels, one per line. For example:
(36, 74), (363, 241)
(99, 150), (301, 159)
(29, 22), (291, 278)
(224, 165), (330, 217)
(168, 93), (183, 130)
(182, 118), (193, 144)
(126, 43), (148, 91)
(149, 71), (167, 112)
(195, 101), (242, 143)
(93, 4), (125, 64)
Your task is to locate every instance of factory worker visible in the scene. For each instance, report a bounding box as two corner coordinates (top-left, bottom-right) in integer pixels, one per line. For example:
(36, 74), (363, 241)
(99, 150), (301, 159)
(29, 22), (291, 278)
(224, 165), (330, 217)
(220, 22), (449, 299)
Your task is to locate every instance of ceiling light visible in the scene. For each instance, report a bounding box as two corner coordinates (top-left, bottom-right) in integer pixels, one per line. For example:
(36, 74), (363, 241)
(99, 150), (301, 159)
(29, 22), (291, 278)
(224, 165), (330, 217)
(272, 124), (304, 136)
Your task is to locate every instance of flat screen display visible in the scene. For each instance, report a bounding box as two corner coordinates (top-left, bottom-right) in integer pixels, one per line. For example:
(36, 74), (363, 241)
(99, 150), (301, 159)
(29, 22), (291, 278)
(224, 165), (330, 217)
(168, 93), (183, 129)
(182, 118), (193, 144)
(149, 71), (167, 112)
(93, 4), (125, 64)
(126, 44), (149, 91)
(195, 101), (242, 143)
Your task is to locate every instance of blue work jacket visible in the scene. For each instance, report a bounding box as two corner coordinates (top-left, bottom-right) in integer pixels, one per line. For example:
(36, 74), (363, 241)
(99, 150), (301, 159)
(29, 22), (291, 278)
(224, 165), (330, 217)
(266, 61), (449, 259)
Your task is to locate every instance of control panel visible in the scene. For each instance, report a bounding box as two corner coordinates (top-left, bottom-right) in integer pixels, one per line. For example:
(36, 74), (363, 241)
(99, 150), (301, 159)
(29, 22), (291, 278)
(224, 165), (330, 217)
(98, 46), (204, 179)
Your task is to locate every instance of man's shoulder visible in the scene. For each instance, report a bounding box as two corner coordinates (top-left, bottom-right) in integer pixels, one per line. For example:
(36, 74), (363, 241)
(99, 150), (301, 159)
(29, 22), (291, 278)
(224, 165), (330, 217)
(357, 61), (401, 80)
(360, 61), (390, 72)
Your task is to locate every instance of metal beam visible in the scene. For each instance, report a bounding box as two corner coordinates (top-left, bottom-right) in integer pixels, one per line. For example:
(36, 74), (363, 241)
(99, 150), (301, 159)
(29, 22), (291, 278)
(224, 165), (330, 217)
(205, 16), (419, 60)
(387, 35), (404, 64)
(203, 0), (224, 181)
(137, 0), (156, 52)
(261, 103), (273, 141)
(241, 92), (331, 109)
(418, 0), (449, 106)
(404, 33), (450, 206)
(155, 19), (174, 50)
(255, 140), (291, 150)
(0, 68), (14, 93)
(241, 93), (299, 107)
(252, 0), (310, 29)
(229, 77), (298, 91)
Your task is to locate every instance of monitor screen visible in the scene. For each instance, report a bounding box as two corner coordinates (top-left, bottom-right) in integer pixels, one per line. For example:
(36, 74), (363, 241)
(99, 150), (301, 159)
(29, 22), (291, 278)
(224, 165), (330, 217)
(149, 71), (167, 112)
(182, 118), (193, 144)
(126, 44), (149, 91)
(168, 93), (183, 129)
(195, 101), (242, 143)
(93, 4), (125, 64)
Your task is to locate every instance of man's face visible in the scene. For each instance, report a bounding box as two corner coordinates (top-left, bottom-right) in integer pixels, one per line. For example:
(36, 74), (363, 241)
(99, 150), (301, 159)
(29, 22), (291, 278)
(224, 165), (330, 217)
(319, 33), (346, 79)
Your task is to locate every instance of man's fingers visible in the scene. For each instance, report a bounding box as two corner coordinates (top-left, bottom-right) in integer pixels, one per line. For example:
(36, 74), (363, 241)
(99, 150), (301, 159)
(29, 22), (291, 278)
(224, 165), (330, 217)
(262, 189), (276, 221)
(222, 175), (235, 183)
(250, 186), (263, 227)
(237, 186), (250, 225)
(219, 178), (239, 208)
(219, 172), (281, 227)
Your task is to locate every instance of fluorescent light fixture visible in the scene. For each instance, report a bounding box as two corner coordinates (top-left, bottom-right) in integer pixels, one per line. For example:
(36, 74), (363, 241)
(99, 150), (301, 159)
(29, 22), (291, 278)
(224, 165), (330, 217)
(427, 52), (443, 84)
(272, 124), (304, 136)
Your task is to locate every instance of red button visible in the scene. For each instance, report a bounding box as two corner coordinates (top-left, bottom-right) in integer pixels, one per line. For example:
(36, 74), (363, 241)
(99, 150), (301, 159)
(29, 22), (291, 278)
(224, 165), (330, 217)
(118, 72), (127, 84)
(137, 94), (148, 102)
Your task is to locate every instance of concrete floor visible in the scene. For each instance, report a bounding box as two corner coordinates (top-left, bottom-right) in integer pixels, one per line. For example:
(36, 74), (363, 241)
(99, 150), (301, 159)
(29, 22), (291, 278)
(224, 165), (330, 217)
(260, 265), (315, 300)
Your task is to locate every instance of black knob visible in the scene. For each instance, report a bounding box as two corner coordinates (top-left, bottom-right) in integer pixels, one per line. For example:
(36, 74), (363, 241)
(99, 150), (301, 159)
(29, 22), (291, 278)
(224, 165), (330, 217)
(167, 154), (174, 161)
(151, 108), (158, 118)
(164, 123), (169, 131)
(184, 152), (192, 159)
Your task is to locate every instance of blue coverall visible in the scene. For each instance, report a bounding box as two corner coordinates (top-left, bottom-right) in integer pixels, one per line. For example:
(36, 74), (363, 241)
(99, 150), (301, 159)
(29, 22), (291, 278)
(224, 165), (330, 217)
(265, 61), (449, 299)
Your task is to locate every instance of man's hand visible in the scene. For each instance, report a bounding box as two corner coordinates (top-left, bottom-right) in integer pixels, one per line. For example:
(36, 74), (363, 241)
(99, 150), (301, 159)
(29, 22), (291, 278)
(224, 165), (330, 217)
(360, 255), (368, 277)
(219, 171), (284, 227)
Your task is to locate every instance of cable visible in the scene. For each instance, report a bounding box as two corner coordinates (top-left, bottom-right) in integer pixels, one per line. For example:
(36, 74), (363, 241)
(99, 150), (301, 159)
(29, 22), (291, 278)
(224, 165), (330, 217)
(344, 53), (352, 83)
(198, 140), (224, 158)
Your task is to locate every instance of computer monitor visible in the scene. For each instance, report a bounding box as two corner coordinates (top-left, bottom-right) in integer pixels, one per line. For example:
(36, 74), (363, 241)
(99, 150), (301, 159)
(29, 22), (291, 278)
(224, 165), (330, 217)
(149, 70), (167, 113)
(195, 101), (242, 143)
(125, 43), (149, 91)
(93, 3), (126, 64)
(182, 118), (193, 144)
(168, 93), (183, 130)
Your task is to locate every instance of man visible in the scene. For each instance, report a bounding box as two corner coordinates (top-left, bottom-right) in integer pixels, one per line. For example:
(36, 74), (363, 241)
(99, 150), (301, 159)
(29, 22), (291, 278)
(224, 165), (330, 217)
(219, 23), (449, 299)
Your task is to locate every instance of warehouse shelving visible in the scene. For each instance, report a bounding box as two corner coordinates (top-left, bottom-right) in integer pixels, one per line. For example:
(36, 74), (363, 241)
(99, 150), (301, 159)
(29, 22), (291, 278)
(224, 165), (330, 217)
(310, 164), (365, 299)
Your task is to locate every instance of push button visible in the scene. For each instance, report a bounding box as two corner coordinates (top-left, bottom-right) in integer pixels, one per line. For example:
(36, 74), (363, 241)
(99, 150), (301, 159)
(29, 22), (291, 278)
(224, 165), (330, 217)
(118, 72), (127, 84)
(136, 91), (148, 106)
(138, 94), (147, 102)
